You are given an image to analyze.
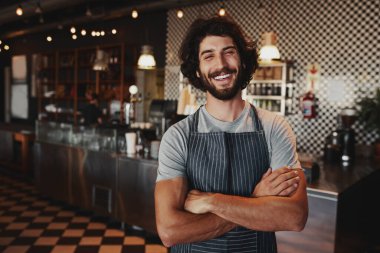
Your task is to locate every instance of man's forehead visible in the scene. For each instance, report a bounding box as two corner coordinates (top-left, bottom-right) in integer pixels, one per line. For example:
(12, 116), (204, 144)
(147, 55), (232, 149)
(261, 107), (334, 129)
(199, 35), (236, 50)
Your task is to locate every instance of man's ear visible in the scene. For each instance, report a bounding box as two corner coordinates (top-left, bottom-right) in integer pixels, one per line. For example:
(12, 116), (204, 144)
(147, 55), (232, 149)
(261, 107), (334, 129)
(196, 71), (200, 78)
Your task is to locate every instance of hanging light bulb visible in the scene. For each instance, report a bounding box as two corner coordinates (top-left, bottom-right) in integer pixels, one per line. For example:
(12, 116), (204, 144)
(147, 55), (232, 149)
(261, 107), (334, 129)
(4, 45), (10, 51)
(81, 29), (86, 36)
(16, 5), (23, 16)
(137, 45), (156, 70)
(131, 9), (138, 19)
(259, 32), (280, 61)
(70, 27), (76, 34)
(0, 40), (2, 45)
(218, 2), (226, 16)
(72, 34), (77, 40)
(111, 29), (117, 35)
(177, 9), (184, 18)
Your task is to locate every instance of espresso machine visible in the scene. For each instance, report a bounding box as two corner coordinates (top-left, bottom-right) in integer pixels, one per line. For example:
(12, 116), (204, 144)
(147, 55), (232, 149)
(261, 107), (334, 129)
(340, 108), (357, 163)
(324, 108), (357, 164)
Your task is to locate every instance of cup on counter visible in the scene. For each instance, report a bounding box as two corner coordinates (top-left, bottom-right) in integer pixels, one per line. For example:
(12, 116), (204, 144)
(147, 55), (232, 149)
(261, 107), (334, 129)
(150, 140), (160, 159)
(125, 132), (137, 154)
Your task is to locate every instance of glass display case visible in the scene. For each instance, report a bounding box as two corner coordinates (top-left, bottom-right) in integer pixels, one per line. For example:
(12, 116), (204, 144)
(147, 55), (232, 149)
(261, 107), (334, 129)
(35, 121), (117, 152)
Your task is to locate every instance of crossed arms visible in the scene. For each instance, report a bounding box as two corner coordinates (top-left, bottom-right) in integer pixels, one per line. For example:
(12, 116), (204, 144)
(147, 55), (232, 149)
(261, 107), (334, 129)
(155, 167), (308, 247)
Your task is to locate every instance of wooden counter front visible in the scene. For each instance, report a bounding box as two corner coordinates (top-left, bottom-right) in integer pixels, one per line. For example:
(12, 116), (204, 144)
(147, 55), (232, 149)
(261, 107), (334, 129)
(277, 159), (380, 253)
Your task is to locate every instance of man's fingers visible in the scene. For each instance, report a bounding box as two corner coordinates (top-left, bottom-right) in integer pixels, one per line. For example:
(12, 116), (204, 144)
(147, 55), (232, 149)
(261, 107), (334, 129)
(262, 168), (272, 179)
(276, 175), (300, 195)
(278, 183), (299, 196)
(266, 166), (292, 180)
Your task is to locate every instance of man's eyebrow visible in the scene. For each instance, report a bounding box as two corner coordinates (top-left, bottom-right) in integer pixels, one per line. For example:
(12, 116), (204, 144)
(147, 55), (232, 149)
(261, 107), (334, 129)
(199, 45), (237, 57)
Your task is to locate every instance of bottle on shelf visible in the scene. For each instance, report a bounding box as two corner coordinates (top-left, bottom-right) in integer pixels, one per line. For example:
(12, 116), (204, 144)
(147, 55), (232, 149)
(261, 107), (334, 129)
(136, 130), (144, 155)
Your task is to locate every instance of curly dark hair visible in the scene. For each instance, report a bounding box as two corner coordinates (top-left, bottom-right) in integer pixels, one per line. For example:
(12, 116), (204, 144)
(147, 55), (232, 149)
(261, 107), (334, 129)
(179, 16), (258, 92)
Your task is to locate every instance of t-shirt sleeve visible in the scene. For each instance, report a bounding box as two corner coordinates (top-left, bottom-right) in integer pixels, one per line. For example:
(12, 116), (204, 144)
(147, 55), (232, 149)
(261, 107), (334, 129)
(156, 122), (188, 182)
(269, 115), (301, 170)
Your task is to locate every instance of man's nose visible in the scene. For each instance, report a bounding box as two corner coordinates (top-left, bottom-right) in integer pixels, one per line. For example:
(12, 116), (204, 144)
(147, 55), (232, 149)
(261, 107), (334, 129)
(215, 54), (227, 69)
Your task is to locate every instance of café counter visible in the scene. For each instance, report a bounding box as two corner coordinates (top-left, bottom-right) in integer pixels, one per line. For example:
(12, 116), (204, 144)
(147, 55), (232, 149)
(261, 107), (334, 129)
(32, 122), (380, 252)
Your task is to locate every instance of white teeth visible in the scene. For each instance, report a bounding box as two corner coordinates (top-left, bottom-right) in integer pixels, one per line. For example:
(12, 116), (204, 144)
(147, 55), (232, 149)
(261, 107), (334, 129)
(214, 74), (230, 80)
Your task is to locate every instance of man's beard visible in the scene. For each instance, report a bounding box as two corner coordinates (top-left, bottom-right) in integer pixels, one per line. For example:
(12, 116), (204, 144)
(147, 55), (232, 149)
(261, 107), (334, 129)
(200, 67), (242, 100)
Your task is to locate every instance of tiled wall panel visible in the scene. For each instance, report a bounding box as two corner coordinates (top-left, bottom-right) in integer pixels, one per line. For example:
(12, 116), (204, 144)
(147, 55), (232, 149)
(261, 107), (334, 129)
(165, 0), (380, 156)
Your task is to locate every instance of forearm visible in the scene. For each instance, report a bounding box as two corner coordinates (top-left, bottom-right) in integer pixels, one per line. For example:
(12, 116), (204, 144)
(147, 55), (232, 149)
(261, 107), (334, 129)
(209, 193), (307, 232)
(157, 209), (235, 247)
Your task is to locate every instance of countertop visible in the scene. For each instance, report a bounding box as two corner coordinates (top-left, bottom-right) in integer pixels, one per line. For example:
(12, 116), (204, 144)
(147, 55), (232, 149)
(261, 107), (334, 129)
(305, 157), (380, 196)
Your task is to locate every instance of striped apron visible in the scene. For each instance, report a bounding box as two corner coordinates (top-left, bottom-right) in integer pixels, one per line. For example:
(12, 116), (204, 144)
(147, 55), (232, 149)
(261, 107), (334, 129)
(171, 105), (277, 253)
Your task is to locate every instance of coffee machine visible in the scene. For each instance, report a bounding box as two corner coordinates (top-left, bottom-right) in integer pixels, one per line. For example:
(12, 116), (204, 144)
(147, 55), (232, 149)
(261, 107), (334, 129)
(340, 108), (357, 163)
(324, 108), (357, 164)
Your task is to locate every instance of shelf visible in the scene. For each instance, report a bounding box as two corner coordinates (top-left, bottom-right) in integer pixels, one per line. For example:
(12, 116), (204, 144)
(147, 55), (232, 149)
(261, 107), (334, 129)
(251, 80), (283, 84)
(246, 95), (284, 100)
(78, 80), (96, 84)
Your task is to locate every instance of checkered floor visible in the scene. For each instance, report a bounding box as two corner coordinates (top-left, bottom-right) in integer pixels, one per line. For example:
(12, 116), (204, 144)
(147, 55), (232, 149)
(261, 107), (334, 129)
(0, 169), (168, 253)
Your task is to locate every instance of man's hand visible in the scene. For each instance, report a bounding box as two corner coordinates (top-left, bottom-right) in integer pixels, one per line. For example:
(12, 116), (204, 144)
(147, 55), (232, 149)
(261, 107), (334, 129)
(252, 167), (300, 197)
(184, 190), (213, 214)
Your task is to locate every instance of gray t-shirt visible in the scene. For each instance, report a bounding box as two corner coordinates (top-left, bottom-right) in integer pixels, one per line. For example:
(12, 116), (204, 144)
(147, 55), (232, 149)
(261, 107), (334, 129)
(157, 101), (300, 181)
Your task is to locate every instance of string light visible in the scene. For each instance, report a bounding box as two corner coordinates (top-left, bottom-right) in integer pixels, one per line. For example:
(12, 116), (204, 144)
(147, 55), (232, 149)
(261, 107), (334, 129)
(72, 34), (77, 40)
(4, 45), (10, 50)
(70, 27), (76, 34)
(81, 29), (87, 36)
(131, 9), (138, 19)
(100, 31), (105, 36)
(91, 31), (96, 37)
(112, 29), (117, 34)
(46, 36), (52, 42)
(16, 5), (23, 16)
(0, 40), (2, 45)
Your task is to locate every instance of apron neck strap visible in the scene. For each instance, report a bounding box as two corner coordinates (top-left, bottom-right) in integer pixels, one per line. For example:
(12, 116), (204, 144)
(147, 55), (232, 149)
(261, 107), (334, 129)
(190, 104), (263, 132)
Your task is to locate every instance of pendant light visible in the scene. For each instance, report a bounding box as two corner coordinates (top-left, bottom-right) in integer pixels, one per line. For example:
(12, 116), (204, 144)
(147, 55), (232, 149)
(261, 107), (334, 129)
(259, 0), (280, 61)
(93, 50), (109, 71)
(137, 45), (156, 70)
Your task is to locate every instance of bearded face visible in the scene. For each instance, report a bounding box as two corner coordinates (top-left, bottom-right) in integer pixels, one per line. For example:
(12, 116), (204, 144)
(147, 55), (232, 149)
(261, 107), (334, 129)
(197, 36), (242, 100)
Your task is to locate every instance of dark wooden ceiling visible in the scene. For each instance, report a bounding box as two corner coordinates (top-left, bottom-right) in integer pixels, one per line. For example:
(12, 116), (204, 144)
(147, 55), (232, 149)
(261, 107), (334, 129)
(0, 0), (215, 39)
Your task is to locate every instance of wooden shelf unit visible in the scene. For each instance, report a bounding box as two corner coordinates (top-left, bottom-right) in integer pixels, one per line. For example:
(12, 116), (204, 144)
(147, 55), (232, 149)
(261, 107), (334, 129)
(36, 43), (137, 125)
(243, 60), (295, 115)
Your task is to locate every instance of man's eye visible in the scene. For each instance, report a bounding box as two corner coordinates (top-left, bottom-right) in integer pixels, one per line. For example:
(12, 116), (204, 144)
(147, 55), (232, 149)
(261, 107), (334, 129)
(203, 55), (213, 60)
(225, 50), (235, 55)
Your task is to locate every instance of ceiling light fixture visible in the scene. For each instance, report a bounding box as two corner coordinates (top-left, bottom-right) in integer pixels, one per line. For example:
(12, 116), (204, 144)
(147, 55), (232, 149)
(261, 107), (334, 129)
(35, 2), (42, 14)
(131, 9), (138, 19)
(218, 1), (226, 16)
(259, 0), (281, 61)
(177, 9), (184, 18)
(16, 5), (23, 16)
(137, 45), (156, 70)
(85, 6), (92, 17)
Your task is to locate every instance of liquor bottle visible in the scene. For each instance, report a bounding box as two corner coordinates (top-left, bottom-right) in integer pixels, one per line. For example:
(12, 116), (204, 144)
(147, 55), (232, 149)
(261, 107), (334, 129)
(135, 130), (144, 155)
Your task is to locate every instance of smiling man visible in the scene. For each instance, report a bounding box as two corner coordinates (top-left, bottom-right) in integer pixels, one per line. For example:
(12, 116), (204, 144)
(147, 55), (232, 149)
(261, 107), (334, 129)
(155, 16), (308, 253)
